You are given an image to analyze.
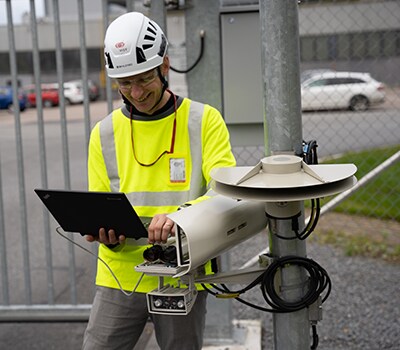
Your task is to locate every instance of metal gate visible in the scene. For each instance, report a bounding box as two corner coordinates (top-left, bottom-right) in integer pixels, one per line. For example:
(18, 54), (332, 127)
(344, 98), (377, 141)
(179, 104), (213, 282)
(0, 0), (399, 344)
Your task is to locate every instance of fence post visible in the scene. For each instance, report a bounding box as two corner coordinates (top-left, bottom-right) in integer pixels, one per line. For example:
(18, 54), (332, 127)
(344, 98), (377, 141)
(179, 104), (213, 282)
(185, 0), (233, 343)
(259, 1), (310, 349)
(52, 0), (77, 305)
(5, 0), (32, 305)
(150, 0), (167, 32)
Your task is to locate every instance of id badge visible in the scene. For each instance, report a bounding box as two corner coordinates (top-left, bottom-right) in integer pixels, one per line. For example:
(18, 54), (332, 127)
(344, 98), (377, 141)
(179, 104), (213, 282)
(169, 158), (186, 183)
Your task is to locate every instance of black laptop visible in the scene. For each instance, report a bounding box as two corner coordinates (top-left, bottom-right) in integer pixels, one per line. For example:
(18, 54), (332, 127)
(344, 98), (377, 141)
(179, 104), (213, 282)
(34, 189), (148, 239)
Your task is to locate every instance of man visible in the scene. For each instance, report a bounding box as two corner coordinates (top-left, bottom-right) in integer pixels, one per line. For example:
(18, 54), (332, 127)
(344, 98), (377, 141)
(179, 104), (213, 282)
(82, 11), (236, 350)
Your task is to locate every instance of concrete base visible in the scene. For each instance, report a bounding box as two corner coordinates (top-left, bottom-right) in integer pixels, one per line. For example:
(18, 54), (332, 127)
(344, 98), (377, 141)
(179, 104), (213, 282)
(136, 319), (262, 350)
(204, 319), (262, 350)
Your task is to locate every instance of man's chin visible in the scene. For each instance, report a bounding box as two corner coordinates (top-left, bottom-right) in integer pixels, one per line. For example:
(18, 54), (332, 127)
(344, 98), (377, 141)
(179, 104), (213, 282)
(133, 97), (156, 114)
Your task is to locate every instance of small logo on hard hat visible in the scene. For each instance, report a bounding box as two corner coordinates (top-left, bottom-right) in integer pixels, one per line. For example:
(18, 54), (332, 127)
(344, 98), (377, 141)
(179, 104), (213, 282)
(115, 42), (125, 49)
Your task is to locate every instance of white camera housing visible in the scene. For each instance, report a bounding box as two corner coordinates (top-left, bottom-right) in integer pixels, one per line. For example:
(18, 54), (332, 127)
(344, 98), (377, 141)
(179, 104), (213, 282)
(135, 195), (268, 315)
(135, 195), (268, 278)
(167, 195), (268, 277)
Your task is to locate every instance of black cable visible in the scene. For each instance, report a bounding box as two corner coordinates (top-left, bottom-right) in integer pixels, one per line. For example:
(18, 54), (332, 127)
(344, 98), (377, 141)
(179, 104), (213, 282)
(201, 283), (219, 296)
(202, 256), (328, 349)
(297, 198), (321, 240)
(273, 140), (320, 241)
(201, 282), (282, 313)
(263, 256), (331, 309)
(311, 324), (319, 350)
(170, 31), (205, 74)
(274, 198), (321, 241)
(303, 140), (319, 165)
(202, 255), (331, 313)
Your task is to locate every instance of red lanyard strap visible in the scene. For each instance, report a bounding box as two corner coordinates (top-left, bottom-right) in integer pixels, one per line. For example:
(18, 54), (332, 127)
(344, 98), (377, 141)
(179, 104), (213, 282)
(130, 92), (177, 167)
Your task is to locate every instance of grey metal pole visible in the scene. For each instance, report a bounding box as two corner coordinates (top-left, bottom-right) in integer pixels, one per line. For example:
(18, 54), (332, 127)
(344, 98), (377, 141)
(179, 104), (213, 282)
(102, 0), (113, 114)
(77, 0), (91, 149)
(52, 0), (77, 305)
(125, 0), (136, 12)
(185, 0), (233, 343)
(0, 151), (8, 305)
(150, 0), (167, 33)
(259, 1), (310, 349)
(29, 0), (54, 305)
(5, 0), (32, 305)
(149, 0), (167, 86)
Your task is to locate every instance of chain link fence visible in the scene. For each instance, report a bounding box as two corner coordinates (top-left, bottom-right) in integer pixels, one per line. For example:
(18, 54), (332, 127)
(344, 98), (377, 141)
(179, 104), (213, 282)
(227, 0), (400, 232)
(300, 0), (399, 223)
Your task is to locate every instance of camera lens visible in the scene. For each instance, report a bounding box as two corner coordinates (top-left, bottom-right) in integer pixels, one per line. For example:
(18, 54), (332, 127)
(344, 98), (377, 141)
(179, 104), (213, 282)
(143, 245), (164, 262)
(160, 246), (177, 265)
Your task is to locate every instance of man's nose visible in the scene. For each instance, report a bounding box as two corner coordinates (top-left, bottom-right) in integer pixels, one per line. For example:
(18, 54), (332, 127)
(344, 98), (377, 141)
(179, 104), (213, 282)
(130, 84), (144, 98)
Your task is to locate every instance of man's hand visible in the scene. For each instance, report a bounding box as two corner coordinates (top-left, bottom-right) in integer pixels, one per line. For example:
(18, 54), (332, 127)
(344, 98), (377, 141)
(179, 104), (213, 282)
(148, 214), (175, 244)
(85, 228), (126, 245)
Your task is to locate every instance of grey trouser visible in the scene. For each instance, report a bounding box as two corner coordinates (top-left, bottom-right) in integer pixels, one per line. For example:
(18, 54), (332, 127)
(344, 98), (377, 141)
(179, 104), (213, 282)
(82, 286), (208, 350)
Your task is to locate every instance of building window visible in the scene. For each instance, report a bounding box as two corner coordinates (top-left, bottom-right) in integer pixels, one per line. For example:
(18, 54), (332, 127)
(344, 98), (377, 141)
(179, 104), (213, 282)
(300, 29), (399, 62)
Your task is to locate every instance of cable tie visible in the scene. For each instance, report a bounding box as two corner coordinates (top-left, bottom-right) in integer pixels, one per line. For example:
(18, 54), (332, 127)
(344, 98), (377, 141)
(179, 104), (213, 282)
(216, 293), (240, 299)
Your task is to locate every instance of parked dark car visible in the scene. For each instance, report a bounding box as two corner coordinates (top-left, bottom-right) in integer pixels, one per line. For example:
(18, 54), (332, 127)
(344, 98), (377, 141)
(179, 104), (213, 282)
(0, 86), (27, 111)
(25, 84), (60, 108)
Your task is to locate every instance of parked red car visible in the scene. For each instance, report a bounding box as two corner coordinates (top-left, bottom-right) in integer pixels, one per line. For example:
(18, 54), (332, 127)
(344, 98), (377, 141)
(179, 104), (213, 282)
(25, 84), (60, 108)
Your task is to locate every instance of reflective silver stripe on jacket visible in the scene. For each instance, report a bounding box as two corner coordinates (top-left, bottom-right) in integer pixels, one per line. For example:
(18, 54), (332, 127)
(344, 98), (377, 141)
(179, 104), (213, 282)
(99, 100), (206, 207)
(99, 113), (120, 192)
(187, 101), (206, 200)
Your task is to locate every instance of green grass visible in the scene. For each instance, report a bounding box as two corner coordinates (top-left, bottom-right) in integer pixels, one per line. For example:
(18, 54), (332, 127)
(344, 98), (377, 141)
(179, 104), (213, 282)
(304, 145), (400, 262)
(313, 229), (400, 263)
(320, 145), (400, 221)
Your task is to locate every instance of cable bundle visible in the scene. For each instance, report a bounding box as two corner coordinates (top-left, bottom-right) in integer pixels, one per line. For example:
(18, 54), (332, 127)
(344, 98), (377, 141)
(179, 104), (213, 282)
(202, 255), (331, 314)
(273, 198), (321, 241)
(303, 139), (319, 165)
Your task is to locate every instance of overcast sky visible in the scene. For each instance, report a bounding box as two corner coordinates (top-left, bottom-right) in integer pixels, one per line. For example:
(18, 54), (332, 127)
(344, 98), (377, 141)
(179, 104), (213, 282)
(0, 0), (45, 25)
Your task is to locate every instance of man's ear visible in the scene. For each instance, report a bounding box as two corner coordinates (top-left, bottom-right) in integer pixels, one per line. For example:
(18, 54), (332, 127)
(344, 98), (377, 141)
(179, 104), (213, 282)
(161, 56), (170, 76)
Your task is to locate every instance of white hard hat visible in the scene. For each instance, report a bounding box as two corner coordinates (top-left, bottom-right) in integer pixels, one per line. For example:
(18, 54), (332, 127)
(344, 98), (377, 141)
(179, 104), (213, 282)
(104, 12), (168, 78)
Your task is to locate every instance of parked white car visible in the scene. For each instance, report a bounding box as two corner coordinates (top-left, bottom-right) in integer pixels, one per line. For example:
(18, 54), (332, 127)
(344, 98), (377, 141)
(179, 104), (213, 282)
(62, 80), (84, 104)
(62, 80), (100, 104)
(301, 71), (385, 111)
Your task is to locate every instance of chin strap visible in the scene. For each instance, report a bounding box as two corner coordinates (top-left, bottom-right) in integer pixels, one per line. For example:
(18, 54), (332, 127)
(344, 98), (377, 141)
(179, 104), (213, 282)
(154, 66), (169, 108)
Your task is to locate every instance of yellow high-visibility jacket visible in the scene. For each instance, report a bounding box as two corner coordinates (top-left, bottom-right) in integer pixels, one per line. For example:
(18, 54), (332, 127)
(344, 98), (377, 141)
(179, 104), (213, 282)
(88, 96), (236, 293)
